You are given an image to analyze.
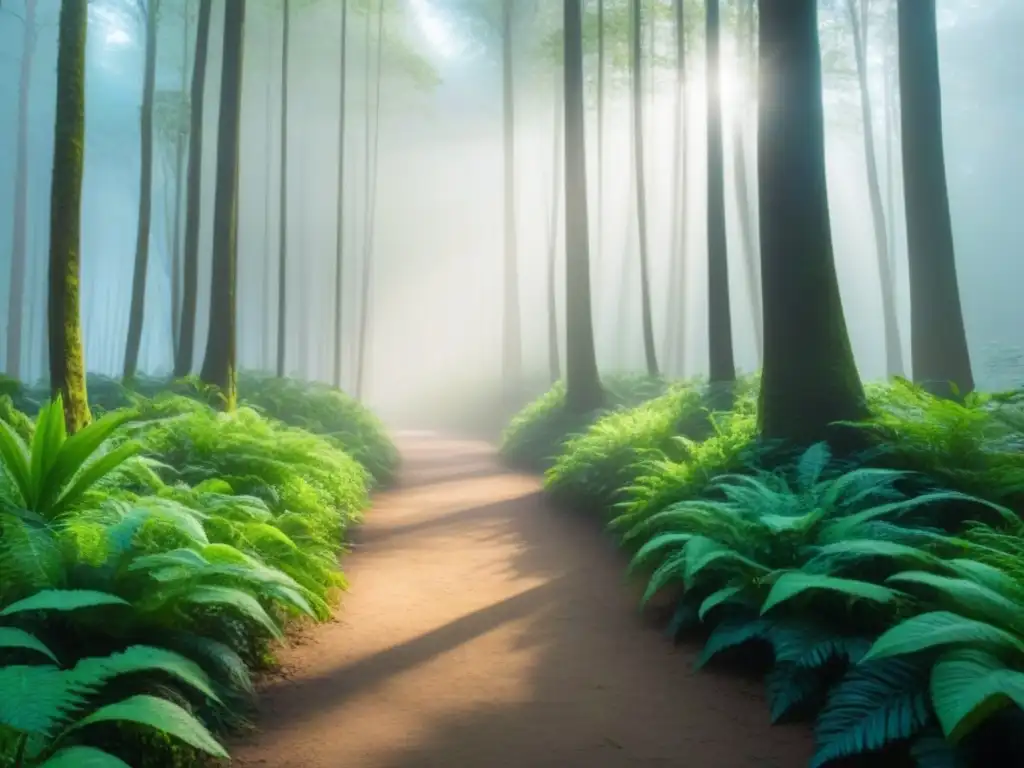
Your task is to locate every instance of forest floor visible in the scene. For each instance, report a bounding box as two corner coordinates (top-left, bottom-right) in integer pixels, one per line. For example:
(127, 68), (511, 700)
(232, 434), (813, 768)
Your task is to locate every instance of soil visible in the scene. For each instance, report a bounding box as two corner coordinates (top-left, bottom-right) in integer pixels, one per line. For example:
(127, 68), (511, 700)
(232, 433), (813, 767)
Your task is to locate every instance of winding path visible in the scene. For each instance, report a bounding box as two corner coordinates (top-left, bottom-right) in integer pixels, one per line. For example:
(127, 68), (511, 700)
(233, 434), (812, 767)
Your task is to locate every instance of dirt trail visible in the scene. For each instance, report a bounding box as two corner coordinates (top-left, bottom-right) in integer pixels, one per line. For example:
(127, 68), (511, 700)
(233, 434), (812, 767)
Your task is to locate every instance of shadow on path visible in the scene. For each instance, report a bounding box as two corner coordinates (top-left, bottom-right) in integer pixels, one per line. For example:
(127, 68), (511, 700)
(232, 435), (812, 767)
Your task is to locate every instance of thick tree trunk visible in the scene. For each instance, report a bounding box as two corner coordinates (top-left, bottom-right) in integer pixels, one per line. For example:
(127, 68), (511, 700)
(547, 77), (564, 384)
(664, 0), (687, 377)
(563, 0), (603, 414)
(123, 0), (160, 379)
(174, 0), (212, 378)
(706, 0), (735, 386)
(199, 0), (246, 408)
(897, 0), (973, 397)
(48, 0), (91, 433)
(631, 0), (659, 377)
(333, 0), (349, 388)
(757, 0), (867, 442)
(501, 0), (522, 403)
(7, 0), (37, 380)
(275, 0), (291, 378)
(848, 0), (904, 378)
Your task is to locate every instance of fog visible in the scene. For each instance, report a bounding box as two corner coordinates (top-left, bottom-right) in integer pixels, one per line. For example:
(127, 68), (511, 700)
(0, 0), (1021, 430)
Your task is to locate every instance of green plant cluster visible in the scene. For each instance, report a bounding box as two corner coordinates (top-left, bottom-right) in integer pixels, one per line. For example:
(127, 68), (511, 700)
(506, 377), (1024, 766)
(0, 378), (378, 767)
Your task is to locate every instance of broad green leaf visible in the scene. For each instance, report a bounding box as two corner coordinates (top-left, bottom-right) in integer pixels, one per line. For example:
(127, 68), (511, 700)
(887, 571), (1024, 633)
(181, 585), (283, 638)
(628, 532), (692, 573)
(863, 611), (1024, 661)
(698, 585), (745, 621)
(761, 572), (901, 614)
(0, 665), (92, 735)
(930, 648), (1024, 743)
(39, 746), (132, 767)
(0, 627), (59, 663)
(70, 645), (221, 704)
(0, 589), (130, 617)
(0, 416), (32, 506)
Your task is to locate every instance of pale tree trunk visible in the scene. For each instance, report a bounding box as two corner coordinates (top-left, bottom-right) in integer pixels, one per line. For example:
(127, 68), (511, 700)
(333, 0), (349, 388)
(275, 0), (291, 377)
(547, 75), (564, 383)
(664, 0), (688, 377)
(500, 0), (522, 403)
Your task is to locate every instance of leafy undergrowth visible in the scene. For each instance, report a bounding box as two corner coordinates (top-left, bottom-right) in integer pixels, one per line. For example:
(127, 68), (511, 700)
(516, 376), (1024, 766)
(0, 380), (380, 766)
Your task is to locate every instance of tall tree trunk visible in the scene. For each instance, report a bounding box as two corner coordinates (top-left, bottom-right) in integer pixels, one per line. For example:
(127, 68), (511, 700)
(275, 0), (291, 378)
(124, 0), (161, 379)
(170, 0), (191, 358)
(847, 0), (904, 378)
(897, 0), (973, 397)
(199, 0), (246, 408)
(757, 0), (867, 442)
(882, 0), (897, 272)
(48, 0), (91, 433)
(501, 0), (522, 403)
(706, 0), (735, 386)
(547, 76), (563, 384)
(174, 0), (212, 378)
(630, 0), (658, 377)
(596, 0), (604, 277)
(732, 0), (762, 365)
(664, 0), (687, 377)
(333, 0), (349, 389)
(563, 0), (603, 414)
(262, 18), (274, 370)
(356, 0), (385, 401)
(7, 0), (37, 380)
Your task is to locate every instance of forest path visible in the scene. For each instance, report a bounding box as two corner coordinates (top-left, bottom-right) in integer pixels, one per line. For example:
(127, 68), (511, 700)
(232, 434), (812, 768)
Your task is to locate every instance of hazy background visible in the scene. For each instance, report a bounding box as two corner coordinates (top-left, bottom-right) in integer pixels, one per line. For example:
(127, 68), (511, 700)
(0, 0), (1020, 429)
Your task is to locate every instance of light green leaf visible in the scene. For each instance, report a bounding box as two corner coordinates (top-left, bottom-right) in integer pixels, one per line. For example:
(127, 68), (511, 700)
(931, 648), (1024, 743)
(761, 572), (901, 614)
(863, 611), (1024, 661)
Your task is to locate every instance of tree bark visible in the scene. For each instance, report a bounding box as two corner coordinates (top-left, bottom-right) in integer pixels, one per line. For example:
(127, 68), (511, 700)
(757, 0), (867, 442)
(333, 0), (349, 388)
(7, 0), (37, 380)
(596, 0), (605, 278)
(847, 0), (904, 378)
(199, 0), (246, 408)
(501, 0), (522, 403)
(275, 0), (291, 378)
(563, 0), (603, 414)
(897, 0), (973, 397)
(706, 0), (735, 386)
(48, 0), (91, 433)
(664, 0), (687, 377)
(174, 0), (212, 378)
(124, 0), (161, 379)
(547, 75), (563, 384)
(170, 4), (190, 359)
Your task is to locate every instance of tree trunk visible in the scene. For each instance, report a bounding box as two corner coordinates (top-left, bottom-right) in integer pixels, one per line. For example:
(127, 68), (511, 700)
(170, 1), (191, 359)
(262, 18), (274, 370)
(199, 0), (246, 409)
(563, 0), (603, 414)
(174, 0), (212, 378)
(275, 0), (291, 378)
(333, 0), (349, 389)
(882, 0), (897, 272)
(897, 0), (973, 397)
(631, 0), (659, 377)
(757, 0), (868, 442)
(706, 0), (735, 386)
(596, 0), (605, 277)
(732, 0), (762, 365)
(847, 0), (904, 378)
(501, 0), (522, 403)
(123, 0), (160, 380)
(664, 0), (687, 377)
(547, 76), (563, 384)
(48, 0), (91, 433)
(7, 0), (37, 380)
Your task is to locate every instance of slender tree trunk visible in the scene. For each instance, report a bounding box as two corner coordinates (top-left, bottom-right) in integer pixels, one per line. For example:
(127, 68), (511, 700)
(262, 18), (274, 370)
(199, 0), (246, 408)
(757, 0), (867, 442)
(883, 0), (897, 273)
(664, 0), (687, 377)
(170, 0), (191, 358)
(275, 0), (292, 378)
(897, 0), (973, 397)
(847, 0), (903, 378)
(547, 76), (564, 383)
(501, 0), (522, 403)
(596, 0), (604, 277)
(333, 0), (349, 389)
(124, 0), (161, 379)
(48, 0), (91, 433)
(563, 0), (603, 414)
(732, 0), (762, 364)
(630, 0), (658, 376)
(356, 0), (385, 401)
(7, 0), (37, 380)
(706, 0), (735, 386)
(174, 0), (212, 378)
(613, 152), (637, 369)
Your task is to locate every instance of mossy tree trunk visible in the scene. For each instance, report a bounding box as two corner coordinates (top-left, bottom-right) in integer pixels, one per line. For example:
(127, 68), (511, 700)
(174, 0), (212, 378)
(7, 0), (37, 380)
(48, 0), (91, 433)
(199, 0), (246, 409)
(756, 0), (867, 442)
(706, 0), (735, 390)
(501, 0), (523, 404)
(630, 0), (659, 378)
(897, 0), (974, 398)
(124, 0), (161, 379)
(563, 0), (603, 415)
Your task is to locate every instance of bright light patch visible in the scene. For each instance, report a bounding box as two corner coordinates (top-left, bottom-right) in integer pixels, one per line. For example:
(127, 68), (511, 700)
(105, 27), (131, 46)
(409, 0), (459, 60)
